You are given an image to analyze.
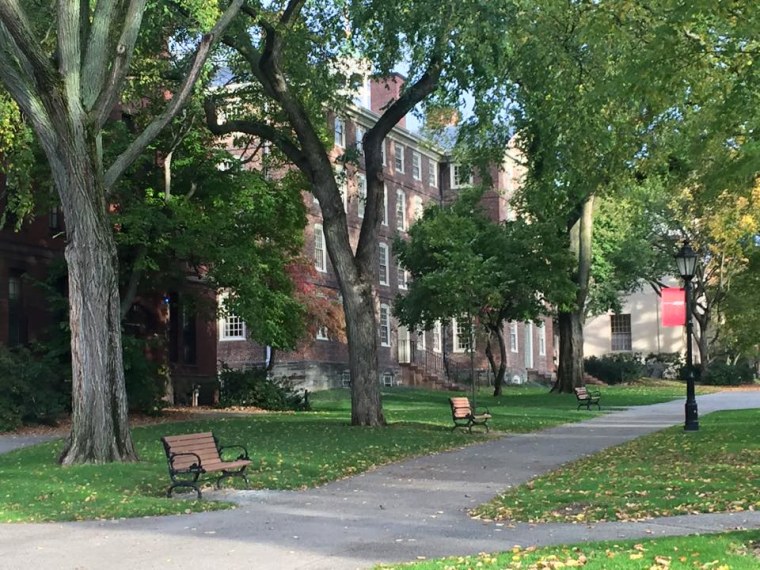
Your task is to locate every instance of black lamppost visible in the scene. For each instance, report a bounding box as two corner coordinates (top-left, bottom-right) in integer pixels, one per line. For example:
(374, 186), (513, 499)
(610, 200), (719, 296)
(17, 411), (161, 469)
(675, 240), (699, 431)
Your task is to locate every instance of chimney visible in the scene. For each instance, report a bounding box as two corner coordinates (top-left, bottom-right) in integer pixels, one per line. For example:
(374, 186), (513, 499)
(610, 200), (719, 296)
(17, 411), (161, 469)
(370, 73), (406, 129)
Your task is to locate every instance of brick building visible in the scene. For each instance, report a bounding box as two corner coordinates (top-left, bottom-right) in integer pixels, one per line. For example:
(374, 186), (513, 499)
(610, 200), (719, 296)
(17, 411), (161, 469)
(217, 76), (556, 391)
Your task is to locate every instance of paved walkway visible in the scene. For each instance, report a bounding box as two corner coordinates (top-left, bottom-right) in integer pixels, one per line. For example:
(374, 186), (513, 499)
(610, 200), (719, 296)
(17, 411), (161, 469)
(2, 391), (760, 570)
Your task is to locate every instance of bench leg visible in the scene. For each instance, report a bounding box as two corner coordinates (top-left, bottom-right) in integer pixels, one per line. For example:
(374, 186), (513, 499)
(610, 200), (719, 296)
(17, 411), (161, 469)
(167, 481), (202, 500)
(216, 468), (250, 490)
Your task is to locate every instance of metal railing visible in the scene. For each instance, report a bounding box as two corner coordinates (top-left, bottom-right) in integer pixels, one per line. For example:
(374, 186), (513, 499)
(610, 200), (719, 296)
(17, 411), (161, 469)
(398, 340), (445, 381)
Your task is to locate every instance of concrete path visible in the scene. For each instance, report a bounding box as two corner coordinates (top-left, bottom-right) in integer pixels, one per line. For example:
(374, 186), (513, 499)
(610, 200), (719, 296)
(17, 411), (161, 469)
(2, 391), (760, 570)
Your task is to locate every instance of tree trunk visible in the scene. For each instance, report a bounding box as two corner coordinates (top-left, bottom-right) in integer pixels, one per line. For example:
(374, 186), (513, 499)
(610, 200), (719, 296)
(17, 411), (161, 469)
(486, 325), (507, 396)
(55, 152), (136, 464)
(554, 310), (585, 393)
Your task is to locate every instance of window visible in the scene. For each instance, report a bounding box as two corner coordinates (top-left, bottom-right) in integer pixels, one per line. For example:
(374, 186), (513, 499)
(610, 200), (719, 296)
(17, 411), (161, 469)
(356, 173), (367, 218)
(381, 140), (386, 166)
(412, 152), (421, 180)
(524, 322), (534, 369)
(433, 320), (442, 353)
(7, 274), (23, 346)
(335, 165), (347, 212)
(451, 164), (473, 188)
(394, 142), (405, 173)
(379, 304), (390, 346)
(181, 305), (197, 365)
(49, 207), (61, 231)
(453, 318), (473, 353)
(378, 242), (389, 285)
(355, 125), (365, 155)
(381, 183), (388, 225)
(314, 224), (327, 272)
(417, 329), (426, 351)
(334, 117), (345, 148)
(610, 314), (632, 351)
(382, 371), (395, 386)
(220, 313), (246, 341)
(413, 196), (424, 221)
(316, 326), (329, 340)
(509, 322), (518, 352)
(397, 260), (408, 290)
(538, 322), (547, 356)
(428, 160), (438, 187)
(396, 189), (406, 231)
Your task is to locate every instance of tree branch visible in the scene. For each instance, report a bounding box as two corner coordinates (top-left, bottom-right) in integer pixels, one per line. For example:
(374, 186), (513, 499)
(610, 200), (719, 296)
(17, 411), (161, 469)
(0, 0), (56, 89)
(90, 0), (148, 129)
(104, 0), (245, 191)
(280, 0), (306, 26)
(81, 0), (122, 111)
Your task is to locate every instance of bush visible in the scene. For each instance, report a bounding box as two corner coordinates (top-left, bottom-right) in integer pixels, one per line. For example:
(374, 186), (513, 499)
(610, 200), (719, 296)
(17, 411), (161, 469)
(0, 345), (67, 431)
(584, 353), (646, 385)
(644, 352), (683, 379)
(701, 360), (755, 386)
(218, 365), (309, 411)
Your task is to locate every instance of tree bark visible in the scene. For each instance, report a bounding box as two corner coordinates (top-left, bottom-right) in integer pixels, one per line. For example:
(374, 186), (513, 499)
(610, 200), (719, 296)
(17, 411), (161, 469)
(486, 325), (507, 396)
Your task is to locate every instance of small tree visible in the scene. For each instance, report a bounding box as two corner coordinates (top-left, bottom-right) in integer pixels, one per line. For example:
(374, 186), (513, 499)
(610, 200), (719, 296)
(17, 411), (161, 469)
(394, 188), (573, 396)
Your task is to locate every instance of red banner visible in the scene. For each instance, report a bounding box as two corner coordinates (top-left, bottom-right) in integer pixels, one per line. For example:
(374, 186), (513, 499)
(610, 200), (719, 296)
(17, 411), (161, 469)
(662, 287), (686, 327)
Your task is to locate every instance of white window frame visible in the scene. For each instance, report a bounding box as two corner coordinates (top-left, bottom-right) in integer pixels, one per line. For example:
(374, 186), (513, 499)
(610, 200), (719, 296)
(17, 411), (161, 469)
(397, 260), (408, 290)
(334, 116), (345, 148)
(379, 304), (391, 347)
(357, 173), (367, 218)
(381, 140), (386, 166)
(452, 318), (474, 353)
(413, 196), (423, 221)
(316, 326), (329, 341)
(538, 322), (547, 356)
(412, 152), (421, 180)
(394, 142), (405, 173)
(524, 322), (534, 369)
(382, 183), (388, 226)
(314, 224), (327, 272)
(396, 189), (406, 231)
(378, 242), (389, 286)
(218, 293), (246, 341)
(428, 159), (438, 187)
(417, 329), (426, 351)
(451, 163), (473, 188)
(509, 322), (519, 352)
(355, 125), (365, 155)
(335, 165), (347, 212)
(433, 320), (442, 353)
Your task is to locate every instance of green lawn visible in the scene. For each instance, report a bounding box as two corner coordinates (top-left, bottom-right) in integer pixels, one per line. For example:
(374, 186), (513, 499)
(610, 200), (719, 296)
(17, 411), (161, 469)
(474, 408), (760, 523)
(0, 384), (706, 522)
(379, 530), (760, 569)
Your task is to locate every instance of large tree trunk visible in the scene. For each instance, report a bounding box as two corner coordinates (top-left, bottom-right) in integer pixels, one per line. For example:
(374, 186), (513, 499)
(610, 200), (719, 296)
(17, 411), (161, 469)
(55, 152), (137, 464)
(554, 194), (594, 394)
(486, 325), (507, 396)
(554, 310), (585, 393)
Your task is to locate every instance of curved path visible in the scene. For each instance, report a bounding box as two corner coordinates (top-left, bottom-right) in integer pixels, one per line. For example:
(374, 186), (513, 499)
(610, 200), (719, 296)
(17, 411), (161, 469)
(2, 391), (760, 570)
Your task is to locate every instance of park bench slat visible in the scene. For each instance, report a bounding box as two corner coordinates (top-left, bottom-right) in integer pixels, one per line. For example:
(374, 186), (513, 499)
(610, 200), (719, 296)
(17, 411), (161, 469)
(574, 387), (601, 410)
(161, 432), (252, 499)
(449, 397), (491, 433)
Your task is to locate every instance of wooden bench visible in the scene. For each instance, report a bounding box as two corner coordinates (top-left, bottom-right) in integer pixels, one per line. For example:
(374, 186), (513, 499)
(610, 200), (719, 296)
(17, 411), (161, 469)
(161, 432), (251, 499)
(449, 396), (492, 433)
(574, 386), (601, 410)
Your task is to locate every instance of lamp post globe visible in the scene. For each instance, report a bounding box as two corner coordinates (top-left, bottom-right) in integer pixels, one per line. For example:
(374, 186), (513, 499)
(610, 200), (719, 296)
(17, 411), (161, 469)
(675, 240), (699, 431)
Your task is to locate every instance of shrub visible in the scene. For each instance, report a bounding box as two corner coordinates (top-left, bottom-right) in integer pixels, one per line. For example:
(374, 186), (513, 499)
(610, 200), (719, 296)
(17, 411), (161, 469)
(218, 365), (309, 411)
(701, 360), (755, 386)
(644, 352), (683, 379)
(0, 345), (67, 431)
(584, 353), (645, 385)
(122, 334), (167, 415)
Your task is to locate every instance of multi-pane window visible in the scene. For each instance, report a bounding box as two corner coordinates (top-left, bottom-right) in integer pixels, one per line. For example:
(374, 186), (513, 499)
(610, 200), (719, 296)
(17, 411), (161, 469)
(509, 322), (519, 352)
(381, 183), (388, 225)
(356, 173), (367, 218)
(334, 117), (345, 148)
(451, 164), (473, 188)
(610, 314), (632, 351)
(418, 329), (426, 351)
(379, 304), (390, 346)
(316, 326), (329, 340)
(433, 320), (442, 353)
(378, 242), (389, 285)
(453, 318), (473, 352)
(396, 189), (406, 231)
(314, 224), (327, 272)
(397, 260), (408, 290)
(538, 322), (547, 356)
(524, 322), (534, 369)
(412, 152), (421, 180)
(428, 160), (438, 187)
(394, 142), (405, 173)
(355, 125), (365, 155)
(221, 314), (245, 341)
(413, 196), (423, 221)
(335, 165), (347, 212)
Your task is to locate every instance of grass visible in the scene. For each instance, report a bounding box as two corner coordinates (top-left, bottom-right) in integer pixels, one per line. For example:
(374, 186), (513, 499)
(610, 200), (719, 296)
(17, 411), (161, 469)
(378, 530), (760, 569)
(0, 383), (712, 522)
(474, 408), (760, 524)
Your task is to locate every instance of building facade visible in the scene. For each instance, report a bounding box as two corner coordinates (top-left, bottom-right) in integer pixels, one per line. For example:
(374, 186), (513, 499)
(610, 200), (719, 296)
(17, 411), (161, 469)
(217, 77), (556, 391)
